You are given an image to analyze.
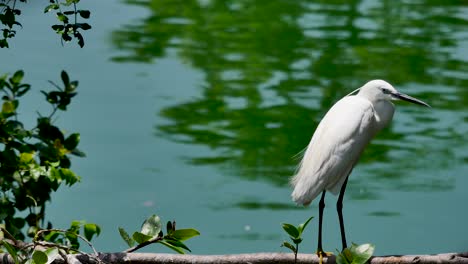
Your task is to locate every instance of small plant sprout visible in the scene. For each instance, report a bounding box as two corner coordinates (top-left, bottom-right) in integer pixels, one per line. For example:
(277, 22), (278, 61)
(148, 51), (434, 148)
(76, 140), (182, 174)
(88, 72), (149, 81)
(119, 214), (200, 254)
(336, 243), (375, 264)
(281, 216), (313, 263)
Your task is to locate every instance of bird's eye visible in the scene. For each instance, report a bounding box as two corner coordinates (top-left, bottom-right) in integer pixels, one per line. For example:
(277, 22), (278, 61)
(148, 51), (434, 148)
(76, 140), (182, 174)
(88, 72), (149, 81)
(381, 87), (391, 94)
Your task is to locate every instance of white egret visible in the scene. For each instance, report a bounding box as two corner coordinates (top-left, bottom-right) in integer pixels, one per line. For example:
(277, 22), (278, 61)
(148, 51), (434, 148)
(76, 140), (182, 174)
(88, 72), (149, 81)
(291, 80), (430, 257)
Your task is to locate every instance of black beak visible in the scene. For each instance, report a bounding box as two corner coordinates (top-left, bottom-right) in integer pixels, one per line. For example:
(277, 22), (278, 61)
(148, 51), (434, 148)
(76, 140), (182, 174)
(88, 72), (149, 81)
(392, 92), (431, 107)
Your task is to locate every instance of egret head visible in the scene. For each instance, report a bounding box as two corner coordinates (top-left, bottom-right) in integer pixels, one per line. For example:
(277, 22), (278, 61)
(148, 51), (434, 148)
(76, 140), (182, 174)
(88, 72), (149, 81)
(358, 79), (430, 107)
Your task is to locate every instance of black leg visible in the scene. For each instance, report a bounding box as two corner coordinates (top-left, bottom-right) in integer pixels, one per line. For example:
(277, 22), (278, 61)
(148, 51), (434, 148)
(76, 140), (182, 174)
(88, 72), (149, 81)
(317, 190), (326, 254)
(337, 176), (349, 251)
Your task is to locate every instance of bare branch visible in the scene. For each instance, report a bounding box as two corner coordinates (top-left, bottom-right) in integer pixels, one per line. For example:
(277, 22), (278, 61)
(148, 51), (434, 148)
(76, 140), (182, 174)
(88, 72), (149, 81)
(1, 252), (466, 264)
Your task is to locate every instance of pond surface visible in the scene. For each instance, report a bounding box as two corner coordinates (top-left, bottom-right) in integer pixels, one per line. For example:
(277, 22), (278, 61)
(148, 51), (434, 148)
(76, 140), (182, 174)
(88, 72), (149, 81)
(1, 0), (468, 256)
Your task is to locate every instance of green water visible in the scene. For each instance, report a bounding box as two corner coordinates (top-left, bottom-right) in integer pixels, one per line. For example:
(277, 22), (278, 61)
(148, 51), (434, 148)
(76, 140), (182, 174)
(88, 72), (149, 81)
(1, 0), (467, 255)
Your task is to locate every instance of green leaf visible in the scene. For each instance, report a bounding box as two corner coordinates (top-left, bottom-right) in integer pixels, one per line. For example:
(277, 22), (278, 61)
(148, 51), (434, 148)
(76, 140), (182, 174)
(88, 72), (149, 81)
(0, 39), (8, 48)
(2, 8), (15, 28)
(64, 133), (80, 150)
(292, 237), (302, 244)
(171, 228), (200, 241)
(28, 226), (39, 237)
(76, 23), (91, 30)
(65, 230), (79, 243)
(16, 83), (31, 97)
(20, 152), (35, 164)
(44, 248), (60, 264)
(350, 243), (375, 264)
(132, 231), (153, 244)
(336, 243), (375, 264)
(61, 71), (70, 87)
(281, 241), (296, 253)
(56, 13), (68, 23)
(163, 238), (191, 252)
(140, 215), (161, 237)
(2, 100), (16, 114)
(44, 4), (59, 13)
(59, 168), (81, 185)
(166, 221), (174, 235)
(5, 120), (25, 137)
(159, 240), (185, 254)
(63, 0), (80, 6)
(119, 227), (135, 247)
(12, 217), (25, 229)
(71, 148), (86, 157)
(337, 248), (352, 264)
(69, 80), (79, 91)
(32, 250), (48, 264)
(297, 216), (314, 234)
(281, 223), (300, 238)
(2, 240), (18, 263)
(51, 24), (64, 33)
(336, 252), (349, 264)
(43, 231), (60, 242)
(62, 32), (72, 42)
(78, 10), (90, 19)
(83, 223), (101, 241)
(37, 118), (64, 141)
(69, 220), (84, 231)
(76, 32), (84, 48)
(10, 70), (24, 84)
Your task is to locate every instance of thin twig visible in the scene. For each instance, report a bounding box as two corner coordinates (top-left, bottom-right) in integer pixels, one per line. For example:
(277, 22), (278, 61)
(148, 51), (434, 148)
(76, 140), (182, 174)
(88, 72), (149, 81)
(47, 80), (62, 90)
(124, 236), (164, 253)
(35, 228), (99, 257)
(33, 241), (85, 254)
(0, 227), (19, 246)
(53, 0), (65, 46)
(48, 105), (59, 119)
(73, 2), (77, 26)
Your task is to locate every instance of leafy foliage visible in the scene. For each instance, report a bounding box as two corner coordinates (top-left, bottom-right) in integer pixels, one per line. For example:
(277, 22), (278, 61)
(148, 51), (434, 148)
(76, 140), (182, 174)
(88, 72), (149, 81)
(336, 243), (375, 264)
(0, 2), (97, 262)
(0, 70), (84, 240)
(45, 0), (92, 48)
(281, 216), (313, 263)
(37, 220), (101, 250)
(0, 0), (91, 48)
(119, 214), (200, 254)
(0, 0), (24, 48)
(1, 220), (101, 264)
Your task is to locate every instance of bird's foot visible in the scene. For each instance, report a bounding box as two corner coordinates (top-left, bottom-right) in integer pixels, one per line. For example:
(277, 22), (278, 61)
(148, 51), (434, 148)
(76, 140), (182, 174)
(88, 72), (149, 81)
(316, 250), (333, 264)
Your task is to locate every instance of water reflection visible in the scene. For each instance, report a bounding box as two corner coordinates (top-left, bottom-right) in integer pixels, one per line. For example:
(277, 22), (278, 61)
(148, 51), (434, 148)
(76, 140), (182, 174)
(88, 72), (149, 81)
(231, 201), (305, 210)
(218, 233), (280, 241)
(112, 0), (468, 200)
(367, 211), (400, 217)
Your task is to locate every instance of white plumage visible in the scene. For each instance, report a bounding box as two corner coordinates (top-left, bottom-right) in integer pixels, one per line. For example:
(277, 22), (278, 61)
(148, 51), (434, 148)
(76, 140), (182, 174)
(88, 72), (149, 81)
(290, 79), (430, 254)
(291, 96), (379, 205)
(291, 80), (404, 205)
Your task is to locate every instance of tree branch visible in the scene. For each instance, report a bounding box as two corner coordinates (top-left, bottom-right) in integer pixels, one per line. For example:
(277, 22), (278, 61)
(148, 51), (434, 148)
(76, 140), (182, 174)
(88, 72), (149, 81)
(35, 228), (99, 257)
(123, 237), (163, 253)
(1, 252), (467, 264)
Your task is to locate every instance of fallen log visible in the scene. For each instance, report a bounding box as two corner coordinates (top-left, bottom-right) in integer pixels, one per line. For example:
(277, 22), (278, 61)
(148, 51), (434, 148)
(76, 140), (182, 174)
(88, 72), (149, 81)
(1, 252), (468, 264)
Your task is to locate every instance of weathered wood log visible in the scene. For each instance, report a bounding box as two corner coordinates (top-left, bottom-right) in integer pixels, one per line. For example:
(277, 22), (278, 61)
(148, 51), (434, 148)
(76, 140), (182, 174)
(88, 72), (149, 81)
(1, 252), (468, 264)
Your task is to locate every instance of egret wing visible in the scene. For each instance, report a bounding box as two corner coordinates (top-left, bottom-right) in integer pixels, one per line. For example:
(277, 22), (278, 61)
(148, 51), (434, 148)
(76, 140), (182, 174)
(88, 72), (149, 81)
(291, 96), (375, 205)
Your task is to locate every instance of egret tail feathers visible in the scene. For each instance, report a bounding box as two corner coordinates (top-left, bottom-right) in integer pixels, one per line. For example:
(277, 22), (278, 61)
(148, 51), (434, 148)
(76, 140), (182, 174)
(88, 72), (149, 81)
(290, 172), (323, 206)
